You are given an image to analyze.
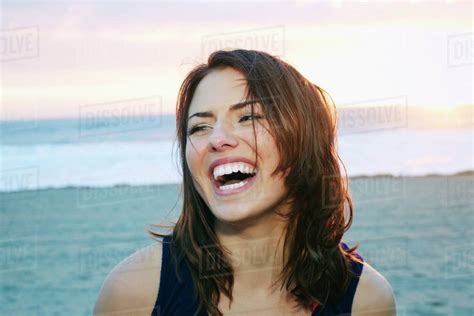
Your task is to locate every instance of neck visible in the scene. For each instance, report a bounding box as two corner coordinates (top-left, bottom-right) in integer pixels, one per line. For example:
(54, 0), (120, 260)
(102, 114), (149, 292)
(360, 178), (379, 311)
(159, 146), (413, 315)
(214, 206), (290, 292)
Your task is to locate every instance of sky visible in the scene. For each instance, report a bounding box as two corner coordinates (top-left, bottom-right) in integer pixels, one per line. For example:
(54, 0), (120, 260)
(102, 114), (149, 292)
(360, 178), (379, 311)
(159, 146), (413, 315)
(0, 0), (472, 121)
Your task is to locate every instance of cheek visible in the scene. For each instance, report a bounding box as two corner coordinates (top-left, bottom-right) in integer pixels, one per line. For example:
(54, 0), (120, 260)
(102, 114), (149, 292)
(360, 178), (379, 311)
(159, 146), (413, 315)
(185, 142), (208, 186)
(185, 145), (199, 176)
(251, 128), (280, 163)
(240, 125), (271, 151)
(185, 147), (206, 199)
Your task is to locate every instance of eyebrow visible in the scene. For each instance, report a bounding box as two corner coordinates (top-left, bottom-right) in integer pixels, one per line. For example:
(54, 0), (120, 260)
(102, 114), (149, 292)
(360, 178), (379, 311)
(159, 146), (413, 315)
(187, 100), (259, 121)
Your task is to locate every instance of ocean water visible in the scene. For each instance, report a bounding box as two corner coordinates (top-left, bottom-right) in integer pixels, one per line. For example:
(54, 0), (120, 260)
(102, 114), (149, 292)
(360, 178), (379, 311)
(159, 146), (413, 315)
(0, 117), (472, 191)
(0, 176), (472, 315)
(0, 117), (473, 315)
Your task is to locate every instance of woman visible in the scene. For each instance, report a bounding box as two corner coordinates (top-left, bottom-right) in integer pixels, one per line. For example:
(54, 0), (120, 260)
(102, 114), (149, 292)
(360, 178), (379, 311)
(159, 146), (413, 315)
(94, 49), (396, 315)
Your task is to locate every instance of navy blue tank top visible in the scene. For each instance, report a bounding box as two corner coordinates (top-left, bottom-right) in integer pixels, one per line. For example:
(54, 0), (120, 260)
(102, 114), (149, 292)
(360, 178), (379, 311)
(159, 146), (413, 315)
(152, 236), (364, 316)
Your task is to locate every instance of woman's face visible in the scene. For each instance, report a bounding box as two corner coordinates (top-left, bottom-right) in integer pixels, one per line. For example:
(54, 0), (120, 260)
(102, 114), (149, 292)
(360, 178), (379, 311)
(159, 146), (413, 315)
(185, 67), (288, 223)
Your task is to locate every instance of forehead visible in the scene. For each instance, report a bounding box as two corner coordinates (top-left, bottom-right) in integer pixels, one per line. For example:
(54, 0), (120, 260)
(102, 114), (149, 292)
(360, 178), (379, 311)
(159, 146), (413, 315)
(189, 67), (248, 113)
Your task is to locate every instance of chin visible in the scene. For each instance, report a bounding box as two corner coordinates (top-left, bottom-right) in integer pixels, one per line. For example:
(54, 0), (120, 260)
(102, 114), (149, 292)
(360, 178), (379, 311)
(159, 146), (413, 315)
(213, 207), (252, 223)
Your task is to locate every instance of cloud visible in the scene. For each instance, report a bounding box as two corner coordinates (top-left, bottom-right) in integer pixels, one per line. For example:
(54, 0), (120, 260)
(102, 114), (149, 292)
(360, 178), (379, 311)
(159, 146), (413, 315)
(1, 1), (472, 119)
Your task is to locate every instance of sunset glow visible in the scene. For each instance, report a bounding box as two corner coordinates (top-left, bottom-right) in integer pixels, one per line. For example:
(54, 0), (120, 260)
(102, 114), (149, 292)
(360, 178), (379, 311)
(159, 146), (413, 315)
(0, 1), (472, 121)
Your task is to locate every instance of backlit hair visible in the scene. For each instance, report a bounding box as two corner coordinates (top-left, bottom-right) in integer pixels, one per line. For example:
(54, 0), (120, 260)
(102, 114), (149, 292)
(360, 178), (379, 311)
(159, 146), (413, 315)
(149, 49), (360, 316)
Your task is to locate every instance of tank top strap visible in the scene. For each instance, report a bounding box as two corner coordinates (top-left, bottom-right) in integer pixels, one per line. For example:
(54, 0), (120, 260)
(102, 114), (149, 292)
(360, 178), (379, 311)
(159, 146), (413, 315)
(151, 235), (207, 316)
(312, 241), (364, 315)
(337, 242), (364, 311)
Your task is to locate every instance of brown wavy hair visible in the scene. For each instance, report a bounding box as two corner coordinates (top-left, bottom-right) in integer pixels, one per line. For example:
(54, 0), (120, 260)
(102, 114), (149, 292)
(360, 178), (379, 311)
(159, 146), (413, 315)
(149, 49), (360, 316)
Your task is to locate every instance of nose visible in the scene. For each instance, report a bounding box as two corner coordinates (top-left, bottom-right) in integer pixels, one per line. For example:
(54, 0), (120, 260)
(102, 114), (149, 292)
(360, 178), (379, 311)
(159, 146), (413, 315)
(208, 121), (238, 152)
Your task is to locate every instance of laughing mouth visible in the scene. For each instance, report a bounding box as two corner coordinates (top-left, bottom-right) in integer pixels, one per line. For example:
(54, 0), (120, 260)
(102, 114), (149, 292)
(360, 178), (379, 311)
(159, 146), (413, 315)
(211, 162), (257, 191)
(214, 172), (256, 190)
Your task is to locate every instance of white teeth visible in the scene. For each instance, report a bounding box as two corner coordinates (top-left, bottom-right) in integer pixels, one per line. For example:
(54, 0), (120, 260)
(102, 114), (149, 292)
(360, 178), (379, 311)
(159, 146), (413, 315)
(219, 180), (248, 190)
(232, 164), (239, 173)
(212, 162), (256, 180)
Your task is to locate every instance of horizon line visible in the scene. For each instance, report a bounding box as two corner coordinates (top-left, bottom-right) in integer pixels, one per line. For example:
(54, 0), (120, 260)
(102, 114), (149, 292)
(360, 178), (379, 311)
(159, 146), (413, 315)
(1, 103), (472, 123)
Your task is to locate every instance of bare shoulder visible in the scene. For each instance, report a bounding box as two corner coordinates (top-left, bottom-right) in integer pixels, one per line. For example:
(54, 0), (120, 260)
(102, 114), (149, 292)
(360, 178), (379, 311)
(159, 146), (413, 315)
(352, 261), (397, 316)
(93, 238), (163, 316)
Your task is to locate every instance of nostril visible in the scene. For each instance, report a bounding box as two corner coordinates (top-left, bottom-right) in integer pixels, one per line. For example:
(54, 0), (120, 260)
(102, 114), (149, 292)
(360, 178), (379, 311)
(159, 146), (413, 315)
(208, 130), (238, 151)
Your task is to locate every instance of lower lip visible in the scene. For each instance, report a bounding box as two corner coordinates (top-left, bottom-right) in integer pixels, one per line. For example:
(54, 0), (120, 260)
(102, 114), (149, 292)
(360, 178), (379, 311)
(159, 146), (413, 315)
(212, 174), (257, 196)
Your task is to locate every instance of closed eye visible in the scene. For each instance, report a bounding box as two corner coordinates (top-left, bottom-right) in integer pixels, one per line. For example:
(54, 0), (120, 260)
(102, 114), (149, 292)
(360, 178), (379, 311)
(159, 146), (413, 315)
(188, 114), (263, 135)
(239, 114), (263, 123)
(187, 125), (209, 135)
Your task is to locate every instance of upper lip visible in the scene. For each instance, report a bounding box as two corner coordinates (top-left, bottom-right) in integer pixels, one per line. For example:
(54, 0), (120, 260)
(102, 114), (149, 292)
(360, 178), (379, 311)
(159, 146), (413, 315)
(208, 156), (257, 179)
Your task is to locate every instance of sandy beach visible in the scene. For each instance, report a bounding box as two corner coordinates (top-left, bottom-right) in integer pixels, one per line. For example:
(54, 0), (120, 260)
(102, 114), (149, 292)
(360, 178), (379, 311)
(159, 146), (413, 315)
(0, 174), (472, 315)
